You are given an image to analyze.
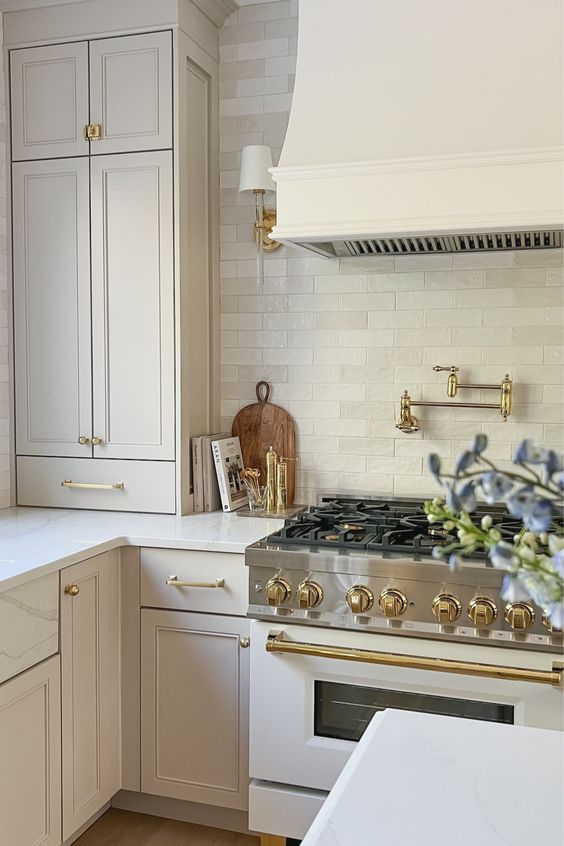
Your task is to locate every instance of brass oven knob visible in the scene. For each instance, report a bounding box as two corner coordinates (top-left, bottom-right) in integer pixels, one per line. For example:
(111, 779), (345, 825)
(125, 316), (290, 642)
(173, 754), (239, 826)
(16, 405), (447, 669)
(468, 596), (497, 627)
(542, 613), (562, 633)
(265, 578), (291, 606)
(379, 588), (408, 618)
(432, 593), (462, 624)
(346, 586), (374, 614)
(297, 581), (323, 609)
(504, 602), (535, 630)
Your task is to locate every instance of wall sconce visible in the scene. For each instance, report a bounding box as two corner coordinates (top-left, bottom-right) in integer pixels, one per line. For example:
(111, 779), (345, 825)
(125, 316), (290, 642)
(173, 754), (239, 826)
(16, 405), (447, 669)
(239, 145), (281, 285)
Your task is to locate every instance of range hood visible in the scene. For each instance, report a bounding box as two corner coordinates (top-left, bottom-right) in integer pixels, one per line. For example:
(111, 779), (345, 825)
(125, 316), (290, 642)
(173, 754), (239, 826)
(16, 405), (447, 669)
(270, 0), (564, 257)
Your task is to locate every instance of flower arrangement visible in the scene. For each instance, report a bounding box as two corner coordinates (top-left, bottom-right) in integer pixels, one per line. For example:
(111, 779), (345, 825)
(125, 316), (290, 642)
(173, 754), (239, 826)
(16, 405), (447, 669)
(425, 435), (564, 630)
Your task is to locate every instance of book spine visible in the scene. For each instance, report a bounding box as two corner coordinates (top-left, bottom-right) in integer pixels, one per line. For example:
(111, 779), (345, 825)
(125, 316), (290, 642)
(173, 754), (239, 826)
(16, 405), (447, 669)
(192, 437), (204, 513)
(212, 441), (231, 511)
(203, 438), (219, 512)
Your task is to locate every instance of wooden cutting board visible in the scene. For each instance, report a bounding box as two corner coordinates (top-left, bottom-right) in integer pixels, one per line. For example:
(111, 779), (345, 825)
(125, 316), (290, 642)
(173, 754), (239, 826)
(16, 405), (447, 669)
(231, 381), (297, 504)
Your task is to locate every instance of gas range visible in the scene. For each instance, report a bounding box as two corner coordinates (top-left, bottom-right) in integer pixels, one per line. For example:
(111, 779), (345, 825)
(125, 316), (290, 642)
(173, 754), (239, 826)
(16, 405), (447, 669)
(246, 495), (563, 653)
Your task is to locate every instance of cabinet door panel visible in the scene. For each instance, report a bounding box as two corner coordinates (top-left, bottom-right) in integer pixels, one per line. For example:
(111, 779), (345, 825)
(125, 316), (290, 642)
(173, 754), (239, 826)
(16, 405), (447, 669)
(11, 41), (89, 160)
(141, 609), (249, 810)
(13, 158), (92, 457)
(61, 551), (120, 840)
(90, 31), (172, 154)
(91, 152), (174, 460)
(0, 656), (61, 846)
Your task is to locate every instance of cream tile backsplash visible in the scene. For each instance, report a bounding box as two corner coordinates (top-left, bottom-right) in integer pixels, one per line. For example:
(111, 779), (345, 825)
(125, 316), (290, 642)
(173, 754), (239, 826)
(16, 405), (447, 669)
(220, 1), (564, 505)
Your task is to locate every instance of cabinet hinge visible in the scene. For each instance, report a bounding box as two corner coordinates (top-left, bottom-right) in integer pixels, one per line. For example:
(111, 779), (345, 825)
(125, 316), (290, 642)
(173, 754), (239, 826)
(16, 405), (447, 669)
(84, 123), (102, 140)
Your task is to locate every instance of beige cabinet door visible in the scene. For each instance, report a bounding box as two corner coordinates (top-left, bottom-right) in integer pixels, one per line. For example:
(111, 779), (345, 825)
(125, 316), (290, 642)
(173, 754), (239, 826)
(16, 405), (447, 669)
(90, 151), (174, 460)
(0, 656), (61, 846)
(13, 158), (92, 458)
(60, 551), (121, 841)
(89, 31), (172, 154)
(141, 609), (250, 810)
(10, 41), (89, 161)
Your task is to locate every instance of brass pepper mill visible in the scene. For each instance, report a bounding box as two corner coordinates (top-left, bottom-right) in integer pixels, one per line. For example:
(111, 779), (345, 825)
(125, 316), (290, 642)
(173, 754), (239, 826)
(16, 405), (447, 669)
(276, 456), (298, 512)
(266, 446), (278, 512)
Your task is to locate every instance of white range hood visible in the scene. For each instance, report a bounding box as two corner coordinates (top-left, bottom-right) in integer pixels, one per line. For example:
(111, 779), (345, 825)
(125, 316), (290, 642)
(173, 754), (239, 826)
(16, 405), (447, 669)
(270, 0), (564, 257)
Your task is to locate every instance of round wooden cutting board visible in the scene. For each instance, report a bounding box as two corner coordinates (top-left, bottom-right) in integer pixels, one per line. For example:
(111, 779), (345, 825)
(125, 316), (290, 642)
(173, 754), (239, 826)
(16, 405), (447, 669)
(231, 381), (297, 504)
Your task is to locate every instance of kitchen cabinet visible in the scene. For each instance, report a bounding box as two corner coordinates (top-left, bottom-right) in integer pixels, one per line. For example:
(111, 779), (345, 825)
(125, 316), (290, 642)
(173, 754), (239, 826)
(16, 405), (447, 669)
(141, 609), (250, 811)
(0, 656), (61, 846)
(60, 551), (121, 840)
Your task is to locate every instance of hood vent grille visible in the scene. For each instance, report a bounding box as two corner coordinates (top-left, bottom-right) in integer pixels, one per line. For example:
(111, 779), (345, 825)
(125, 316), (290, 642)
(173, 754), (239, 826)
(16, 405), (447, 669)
(299, 229), (563, 258)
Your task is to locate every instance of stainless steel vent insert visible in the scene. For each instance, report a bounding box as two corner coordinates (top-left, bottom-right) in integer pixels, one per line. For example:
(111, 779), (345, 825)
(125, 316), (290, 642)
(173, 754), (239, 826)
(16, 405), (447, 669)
(300, 230), (563, 258)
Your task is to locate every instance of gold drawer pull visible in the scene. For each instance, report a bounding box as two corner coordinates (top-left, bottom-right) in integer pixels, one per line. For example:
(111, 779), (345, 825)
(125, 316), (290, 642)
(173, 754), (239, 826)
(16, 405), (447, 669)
(166, 575), (225, 589)
(61, 479), (124, 491)
(64, 584), (80, 596)
(84, 123), (102, 140)
(265, 632), (563, 687)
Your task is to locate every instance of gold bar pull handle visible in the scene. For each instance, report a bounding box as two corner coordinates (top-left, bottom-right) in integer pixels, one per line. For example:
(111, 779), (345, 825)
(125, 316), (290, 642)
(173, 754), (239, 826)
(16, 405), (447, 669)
(265, 632), (563, 687)
(61, 479), (124, 491)
(166, 575), (225, 589)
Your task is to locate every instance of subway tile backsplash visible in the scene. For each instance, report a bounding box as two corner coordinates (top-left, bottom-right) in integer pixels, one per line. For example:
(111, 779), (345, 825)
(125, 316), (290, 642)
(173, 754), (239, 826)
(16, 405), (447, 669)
(221, 2), (564, 505)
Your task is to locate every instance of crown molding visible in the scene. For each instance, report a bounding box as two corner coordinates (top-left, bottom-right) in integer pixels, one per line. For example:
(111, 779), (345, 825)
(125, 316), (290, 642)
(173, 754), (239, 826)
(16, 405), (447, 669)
(190, 0), (238, 26)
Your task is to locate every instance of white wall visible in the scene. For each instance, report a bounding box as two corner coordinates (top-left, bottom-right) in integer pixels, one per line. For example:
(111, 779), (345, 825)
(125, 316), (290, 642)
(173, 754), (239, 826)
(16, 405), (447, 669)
(0, 13), (9, 508)
(219, 1), (564, 504)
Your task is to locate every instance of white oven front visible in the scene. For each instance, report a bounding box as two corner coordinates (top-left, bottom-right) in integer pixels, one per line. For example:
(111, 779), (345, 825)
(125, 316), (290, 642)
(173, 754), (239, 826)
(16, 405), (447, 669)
(249, 620), (563, 794)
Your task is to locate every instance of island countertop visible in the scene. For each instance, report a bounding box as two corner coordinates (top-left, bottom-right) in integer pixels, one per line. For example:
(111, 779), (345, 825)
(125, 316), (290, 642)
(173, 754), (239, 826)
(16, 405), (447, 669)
(0, 507), (285, 590)
(301, 710), (564, 846)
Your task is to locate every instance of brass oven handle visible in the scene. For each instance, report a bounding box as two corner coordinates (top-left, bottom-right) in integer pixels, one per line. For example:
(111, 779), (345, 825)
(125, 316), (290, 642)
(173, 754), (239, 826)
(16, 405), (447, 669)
(61, 479), (124, 490)
(265, 632), (563, 687)
(166, 575), (225, 589)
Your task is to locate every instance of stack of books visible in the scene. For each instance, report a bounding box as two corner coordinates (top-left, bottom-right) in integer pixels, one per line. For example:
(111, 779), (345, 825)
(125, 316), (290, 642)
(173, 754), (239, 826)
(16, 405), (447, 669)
(191, 433), (248, 513)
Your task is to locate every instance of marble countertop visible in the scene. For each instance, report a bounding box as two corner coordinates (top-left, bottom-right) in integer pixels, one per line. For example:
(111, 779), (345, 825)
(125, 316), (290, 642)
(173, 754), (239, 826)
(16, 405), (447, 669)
(302, 710), (564, 846)
(0, 507), (285, 590)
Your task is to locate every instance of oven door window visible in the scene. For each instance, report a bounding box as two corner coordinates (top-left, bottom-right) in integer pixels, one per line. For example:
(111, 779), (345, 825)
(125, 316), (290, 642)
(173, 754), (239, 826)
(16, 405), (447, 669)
(315, 681), (514, 742)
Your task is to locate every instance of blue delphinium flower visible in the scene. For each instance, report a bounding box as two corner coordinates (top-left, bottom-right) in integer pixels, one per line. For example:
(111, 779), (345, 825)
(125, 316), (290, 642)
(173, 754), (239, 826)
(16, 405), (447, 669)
(552, 549), (564, 576)
(480, 472), (513, 503)
(448, 553), (460, 573)
(514, 439), (549, 466)
(507, 486), (535, 518)
(501, 574), (532, 603)
(522, 498), (553, 533)
(444, 483), (461, 512)
(427, 453), (441, 483)
(489, 541), (517, 570)
(470, 433), (488, 455)
(545, 602), (564, 630)
(545, 450), (563, 479)
(454, 450), (475, 477)
(457, 480), (477, 511)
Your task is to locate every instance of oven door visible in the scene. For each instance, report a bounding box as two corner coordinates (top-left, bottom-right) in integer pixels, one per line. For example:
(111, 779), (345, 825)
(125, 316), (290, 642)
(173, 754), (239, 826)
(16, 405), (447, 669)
(249, 620), (563, 792)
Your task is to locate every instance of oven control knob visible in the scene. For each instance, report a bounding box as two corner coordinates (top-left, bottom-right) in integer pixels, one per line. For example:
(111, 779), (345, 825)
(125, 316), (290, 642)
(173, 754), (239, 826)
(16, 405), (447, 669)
(297, 581), (324, 609)
(542, 613), (562, 633)
(265, 578), (291, 606)
(346, 586), (374, 614)
(468, 596), (497, 627)
(504, 602), (535, 630)
(432, 593), (462, 624)
(379, 588), (408, 618)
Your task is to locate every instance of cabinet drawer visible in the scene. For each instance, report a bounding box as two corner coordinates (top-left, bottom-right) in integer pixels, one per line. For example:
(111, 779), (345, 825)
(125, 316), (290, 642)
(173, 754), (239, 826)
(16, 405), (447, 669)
(141, 548), (247, 616)
(17, 455), (175, 513)
(0, 572), (58, 685)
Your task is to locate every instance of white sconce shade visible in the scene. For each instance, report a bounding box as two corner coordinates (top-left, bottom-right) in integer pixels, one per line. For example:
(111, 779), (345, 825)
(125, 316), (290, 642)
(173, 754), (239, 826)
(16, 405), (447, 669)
(239, 144), (275, 193)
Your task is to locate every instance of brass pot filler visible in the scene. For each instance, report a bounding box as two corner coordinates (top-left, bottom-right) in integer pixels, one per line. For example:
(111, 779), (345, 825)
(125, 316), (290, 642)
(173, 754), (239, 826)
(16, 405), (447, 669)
(396, 365), (513, 433)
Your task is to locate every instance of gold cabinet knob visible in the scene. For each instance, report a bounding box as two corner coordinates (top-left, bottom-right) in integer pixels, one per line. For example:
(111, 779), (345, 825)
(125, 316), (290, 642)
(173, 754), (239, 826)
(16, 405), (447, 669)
(379, 588), (408, 618)
(64, 584), (80, 597)
(504, 602), (535, 630)
(265, 578), (291, 607)
(77, 436), (91, 445)
(346, 586), (374, 614)
(542, 613), (562, 633)
(468, 596), (497, 627)
(92, 436), (103, 446)
(297, 581), (324, 609)
(432, 593), (462, 624)
(239, 637), (250, 648)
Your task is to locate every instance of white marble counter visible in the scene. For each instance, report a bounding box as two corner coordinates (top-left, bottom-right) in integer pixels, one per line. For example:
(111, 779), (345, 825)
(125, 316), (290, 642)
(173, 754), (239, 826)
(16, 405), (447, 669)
(302, 710), (564, 846)
(0, 507), (284, 590)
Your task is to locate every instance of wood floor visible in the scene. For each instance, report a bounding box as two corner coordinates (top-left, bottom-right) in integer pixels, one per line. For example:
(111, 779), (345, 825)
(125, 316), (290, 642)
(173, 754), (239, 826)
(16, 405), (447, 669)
(75, 809), (260, 846)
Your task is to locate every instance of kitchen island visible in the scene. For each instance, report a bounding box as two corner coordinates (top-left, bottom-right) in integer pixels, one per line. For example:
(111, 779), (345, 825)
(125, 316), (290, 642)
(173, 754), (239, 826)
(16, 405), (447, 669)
(301, 709), (564, 845)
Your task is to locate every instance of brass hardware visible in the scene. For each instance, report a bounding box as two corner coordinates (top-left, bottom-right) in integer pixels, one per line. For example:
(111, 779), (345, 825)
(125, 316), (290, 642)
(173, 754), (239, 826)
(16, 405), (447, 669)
(398, 367), (513, 433)
(468, 596), (498, 627)
(266, 632), (563, 686)
(166, 576), (225, 589)
(61, 479), (124, 490)
(77, 435), (91, 445)
(92, 436), (103, 446)
(265, 577), (292, 606)
(239, 637), (250, 648)
(379, 588), (408, 618)
(346, 585), (374, 614)
(64, 584), (80, 596)
(504, 602), (535, 630)
(84, 123), (102, 140)
(542, 613), (562, 633)
(297, 580), (324, 609)
(432, 593), (462, 624)
(325, 534), (339, 542)
(266, 446), (277, 512)
(254, 203), (281, 253)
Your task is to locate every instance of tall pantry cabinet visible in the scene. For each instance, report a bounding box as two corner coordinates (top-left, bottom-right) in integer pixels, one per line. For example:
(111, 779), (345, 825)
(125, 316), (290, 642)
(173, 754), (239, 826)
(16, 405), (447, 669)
(6, 0), (232, 515)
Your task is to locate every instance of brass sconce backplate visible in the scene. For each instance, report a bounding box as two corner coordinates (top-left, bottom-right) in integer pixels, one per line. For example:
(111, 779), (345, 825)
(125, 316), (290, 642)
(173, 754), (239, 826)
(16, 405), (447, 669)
(255, 209), (281, 252)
